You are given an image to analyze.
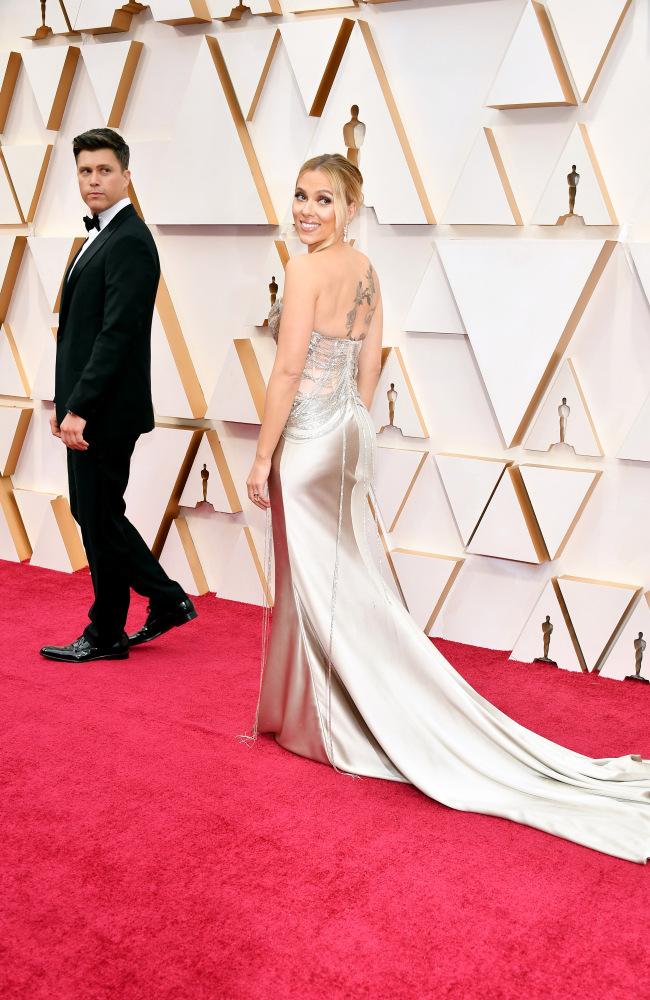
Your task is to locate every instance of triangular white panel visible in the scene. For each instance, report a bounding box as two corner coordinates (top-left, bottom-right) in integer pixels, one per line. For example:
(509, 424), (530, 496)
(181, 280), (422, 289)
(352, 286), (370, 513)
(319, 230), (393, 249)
(0, 163), (22, 225)
(370, 348), (428, 439)
(519, 465), (600, 560)
(151, 309), (194, 419)
(301, 22), (430, 224)
(159, 517), (208, 597)
(525, 359), (603, 457)
(217, 28), (278, 120)
(510, 579), (583, 672)
(217, 526), (271, 605)
(0, 405), (31, 476)
(0, 324), (29, 396)
(532, 125), (616, 225)
(0, 502), (25, 561)
(618, 391), (650, 461)
(21, 46), (78, 129)
(0, 479), (30, 562)
(435, 455), (507, 546)
(31, 330), (57, 402)
(14, 490), (85, 573)
(617, 245), (650, 459)
(185, 507), (273, 607)
(546, 0), (632, 101)
(438, 239), (610, 446)
(179, 433), (242, 513)
(405, 246), (465, 335)
(467, 471), (541, 563)
(391, 549), (462, 633)
(124, 427), (195, 548)
(557, 576), (641, 672)
(206, 340), (266, 425)
(628, 243), (650, 309)
(443, 129), (520, 225)
(599, 593), (650, 680)
(487, 1), (576, 108)
(145, 39), (272, 224)
(81, 40), (141, 123)
(28, 237), (78, 311)
(373, 446), (427, 532)
(2, 146), (52, 223)
(280, 18), (351, 116)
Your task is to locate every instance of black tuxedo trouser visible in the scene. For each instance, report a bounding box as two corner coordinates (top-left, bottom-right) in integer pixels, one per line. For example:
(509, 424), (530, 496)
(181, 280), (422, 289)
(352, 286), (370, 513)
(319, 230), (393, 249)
(67, 435), (185, 645)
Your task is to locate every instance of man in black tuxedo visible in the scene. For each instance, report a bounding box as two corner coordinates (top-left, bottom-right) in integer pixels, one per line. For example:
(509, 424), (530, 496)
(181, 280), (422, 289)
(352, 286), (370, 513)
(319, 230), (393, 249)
(41, 128), (197, 663)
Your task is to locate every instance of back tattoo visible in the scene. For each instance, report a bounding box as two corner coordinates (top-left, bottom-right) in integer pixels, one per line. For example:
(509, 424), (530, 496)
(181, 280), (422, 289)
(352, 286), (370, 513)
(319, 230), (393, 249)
(345, 265), (376, 340)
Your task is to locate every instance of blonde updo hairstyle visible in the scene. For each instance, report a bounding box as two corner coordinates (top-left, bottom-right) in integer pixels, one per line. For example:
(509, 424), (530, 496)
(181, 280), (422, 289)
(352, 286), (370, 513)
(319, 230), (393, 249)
(296, 153), (364, 252)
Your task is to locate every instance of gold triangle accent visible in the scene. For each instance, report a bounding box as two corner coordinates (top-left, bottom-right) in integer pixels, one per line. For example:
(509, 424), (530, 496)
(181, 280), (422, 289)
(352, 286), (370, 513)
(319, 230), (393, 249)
(551, 576), (587, 672)
(582, 0), (632, 102)
(0, 476), (31, 561)
(47, 47), (81, 130)
(0, 53), (21, 132)
(247, 30), (281, 121)
(484, 127), (522, 226)
(156, 275), (207, 419)
(2, 324), (31, 396)
(205, 36), (278, 225)
(205, 429), (242, 513)
(388, 450), (428, 532)
(175, 515), (209, 594)
(51, 495), (87, 570)
(152, 429), (203, 558)
(2, 406), (32, 477)
(511, 239), (616, 446)
(243, 526), (273, 606)
(234, 339), (267, 421)
(0, 150), (24, 224)
(310, 18), (355, 116)
(108, 40), (144, 126)
(358, 20), (435, 223)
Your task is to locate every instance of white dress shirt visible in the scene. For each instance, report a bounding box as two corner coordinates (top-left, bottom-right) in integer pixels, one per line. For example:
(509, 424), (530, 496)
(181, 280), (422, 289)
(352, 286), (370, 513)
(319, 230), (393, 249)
(68, 197), (132, 279)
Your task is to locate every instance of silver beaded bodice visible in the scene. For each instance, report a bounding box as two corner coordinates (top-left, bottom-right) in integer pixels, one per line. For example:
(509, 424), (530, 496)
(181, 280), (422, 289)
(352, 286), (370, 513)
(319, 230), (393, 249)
(268, 299), (364, 440)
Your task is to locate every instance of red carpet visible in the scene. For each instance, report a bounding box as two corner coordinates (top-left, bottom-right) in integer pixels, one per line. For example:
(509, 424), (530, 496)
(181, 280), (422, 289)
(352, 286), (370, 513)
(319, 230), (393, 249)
(1, 559), (648, 1000)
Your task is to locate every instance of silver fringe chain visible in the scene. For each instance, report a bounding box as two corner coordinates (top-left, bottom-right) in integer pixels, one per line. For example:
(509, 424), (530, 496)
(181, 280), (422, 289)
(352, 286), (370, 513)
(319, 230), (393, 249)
(324, 416), (347, 773)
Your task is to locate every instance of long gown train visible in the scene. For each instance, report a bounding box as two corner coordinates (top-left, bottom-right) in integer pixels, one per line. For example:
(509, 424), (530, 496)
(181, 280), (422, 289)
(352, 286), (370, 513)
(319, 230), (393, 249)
(255, 322), (650, 863)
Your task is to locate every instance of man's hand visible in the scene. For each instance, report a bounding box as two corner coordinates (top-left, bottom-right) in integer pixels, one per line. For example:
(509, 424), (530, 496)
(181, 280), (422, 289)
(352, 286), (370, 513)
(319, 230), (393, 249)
(60, 412), (89, 451)
(49, 411), (62, 440)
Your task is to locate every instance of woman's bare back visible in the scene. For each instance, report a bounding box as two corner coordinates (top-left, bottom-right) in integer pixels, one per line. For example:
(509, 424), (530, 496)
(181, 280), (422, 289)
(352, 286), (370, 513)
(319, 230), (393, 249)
(308, 246), (379, 341)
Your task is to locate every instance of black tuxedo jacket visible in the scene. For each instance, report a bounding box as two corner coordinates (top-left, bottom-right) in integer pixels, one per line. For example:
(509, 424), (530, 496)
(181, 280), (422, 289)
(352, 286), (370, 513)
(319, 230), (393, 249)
(55, 203), (159, 442)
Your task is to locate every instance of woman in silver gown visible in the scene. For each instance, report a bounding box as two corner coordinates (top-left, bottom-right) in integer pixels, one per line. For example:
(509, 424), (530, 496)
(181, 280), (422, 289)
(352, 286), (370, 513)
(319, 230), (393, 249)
(245, 154), (650, 863)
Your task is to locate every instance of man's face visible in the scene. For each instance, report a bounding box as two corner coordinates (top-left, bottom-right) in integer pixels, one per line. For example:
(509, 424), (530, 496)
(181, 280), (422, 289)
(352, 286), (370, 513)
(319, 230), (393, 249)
(76, 148), (130, 214)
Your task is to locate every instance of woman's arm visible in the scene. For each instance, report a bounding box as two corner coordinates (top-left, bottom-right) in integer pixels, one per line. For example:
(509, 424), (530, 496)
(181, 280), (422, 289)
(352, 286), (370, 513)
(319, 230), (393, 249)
(356, 281), (383, 408)
(247, 256), (318, 509)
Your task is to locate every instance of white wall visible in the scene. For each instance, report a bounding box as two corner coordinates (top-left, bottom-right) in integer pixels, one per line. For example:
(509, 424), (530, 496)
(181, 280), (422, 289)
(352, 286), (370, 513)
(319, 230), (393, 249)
(1, 0), (649, 678)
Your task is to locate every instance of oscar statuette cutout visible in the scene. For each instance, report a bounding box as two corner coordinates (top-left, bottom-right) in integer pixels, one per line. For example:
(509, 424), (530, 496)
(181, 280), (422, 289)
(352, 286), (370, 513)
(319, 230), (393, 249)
(625, 632), (649, 684)
(534, 615), (558, 666)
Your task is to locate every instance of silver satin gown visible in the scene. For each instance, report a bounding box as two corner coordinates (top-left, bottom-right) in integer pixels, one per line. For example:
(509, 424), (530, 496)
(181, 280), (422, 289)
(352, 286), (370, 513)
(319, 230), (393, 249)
(255, 302), (650, 863)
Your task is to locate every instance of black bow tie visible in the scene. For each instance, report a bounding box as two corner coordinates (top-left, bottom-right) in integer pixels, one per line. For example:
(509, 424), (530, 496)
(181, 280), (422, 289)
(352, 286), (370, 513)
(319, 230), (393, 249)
(83, 214), (100, 233)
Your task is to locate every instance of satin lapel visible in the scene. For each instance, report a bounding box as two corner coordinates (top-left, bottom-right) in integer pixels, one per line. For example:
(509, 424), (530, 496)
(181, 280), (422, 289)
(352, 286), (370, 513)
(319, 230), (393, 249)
(64, 203), (135, 300)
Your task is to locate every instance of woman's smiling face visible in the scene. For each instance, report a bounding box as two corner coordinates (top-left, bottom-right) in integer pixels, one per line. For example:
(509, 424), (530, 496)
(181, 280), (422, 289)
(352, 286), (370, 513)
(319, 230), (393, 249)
(292, 169), (338, 249)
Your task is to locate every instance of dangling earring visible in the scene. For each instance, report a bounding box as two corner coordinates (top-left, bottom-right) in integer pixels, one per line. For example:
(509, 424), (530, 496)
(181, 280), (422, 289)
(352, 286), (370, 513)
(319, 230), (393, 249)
(343, 223), (349, 242)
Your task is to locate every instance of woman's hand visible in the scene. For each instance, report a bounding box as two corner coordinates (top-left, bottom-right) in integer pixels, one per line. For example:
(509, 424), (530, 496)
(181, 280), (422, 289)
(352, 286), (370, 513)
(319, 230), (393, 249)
(247, 456), (272, 509)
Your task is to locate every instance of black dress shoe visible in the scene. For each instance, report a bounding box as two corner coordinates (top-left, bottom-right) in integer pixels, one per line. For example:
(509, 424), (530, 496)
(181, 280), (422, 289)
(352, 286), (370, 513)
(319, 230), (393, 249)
(40, 633), (129, 663)
(128, 596), (197, 647)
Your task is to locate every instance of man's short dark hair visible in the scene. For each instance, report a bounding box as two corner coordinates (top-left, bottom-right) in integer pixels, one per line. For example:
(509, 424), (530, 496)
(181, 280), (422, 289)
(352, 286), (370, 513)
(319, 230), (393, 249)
(73, 128), (130, 170)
